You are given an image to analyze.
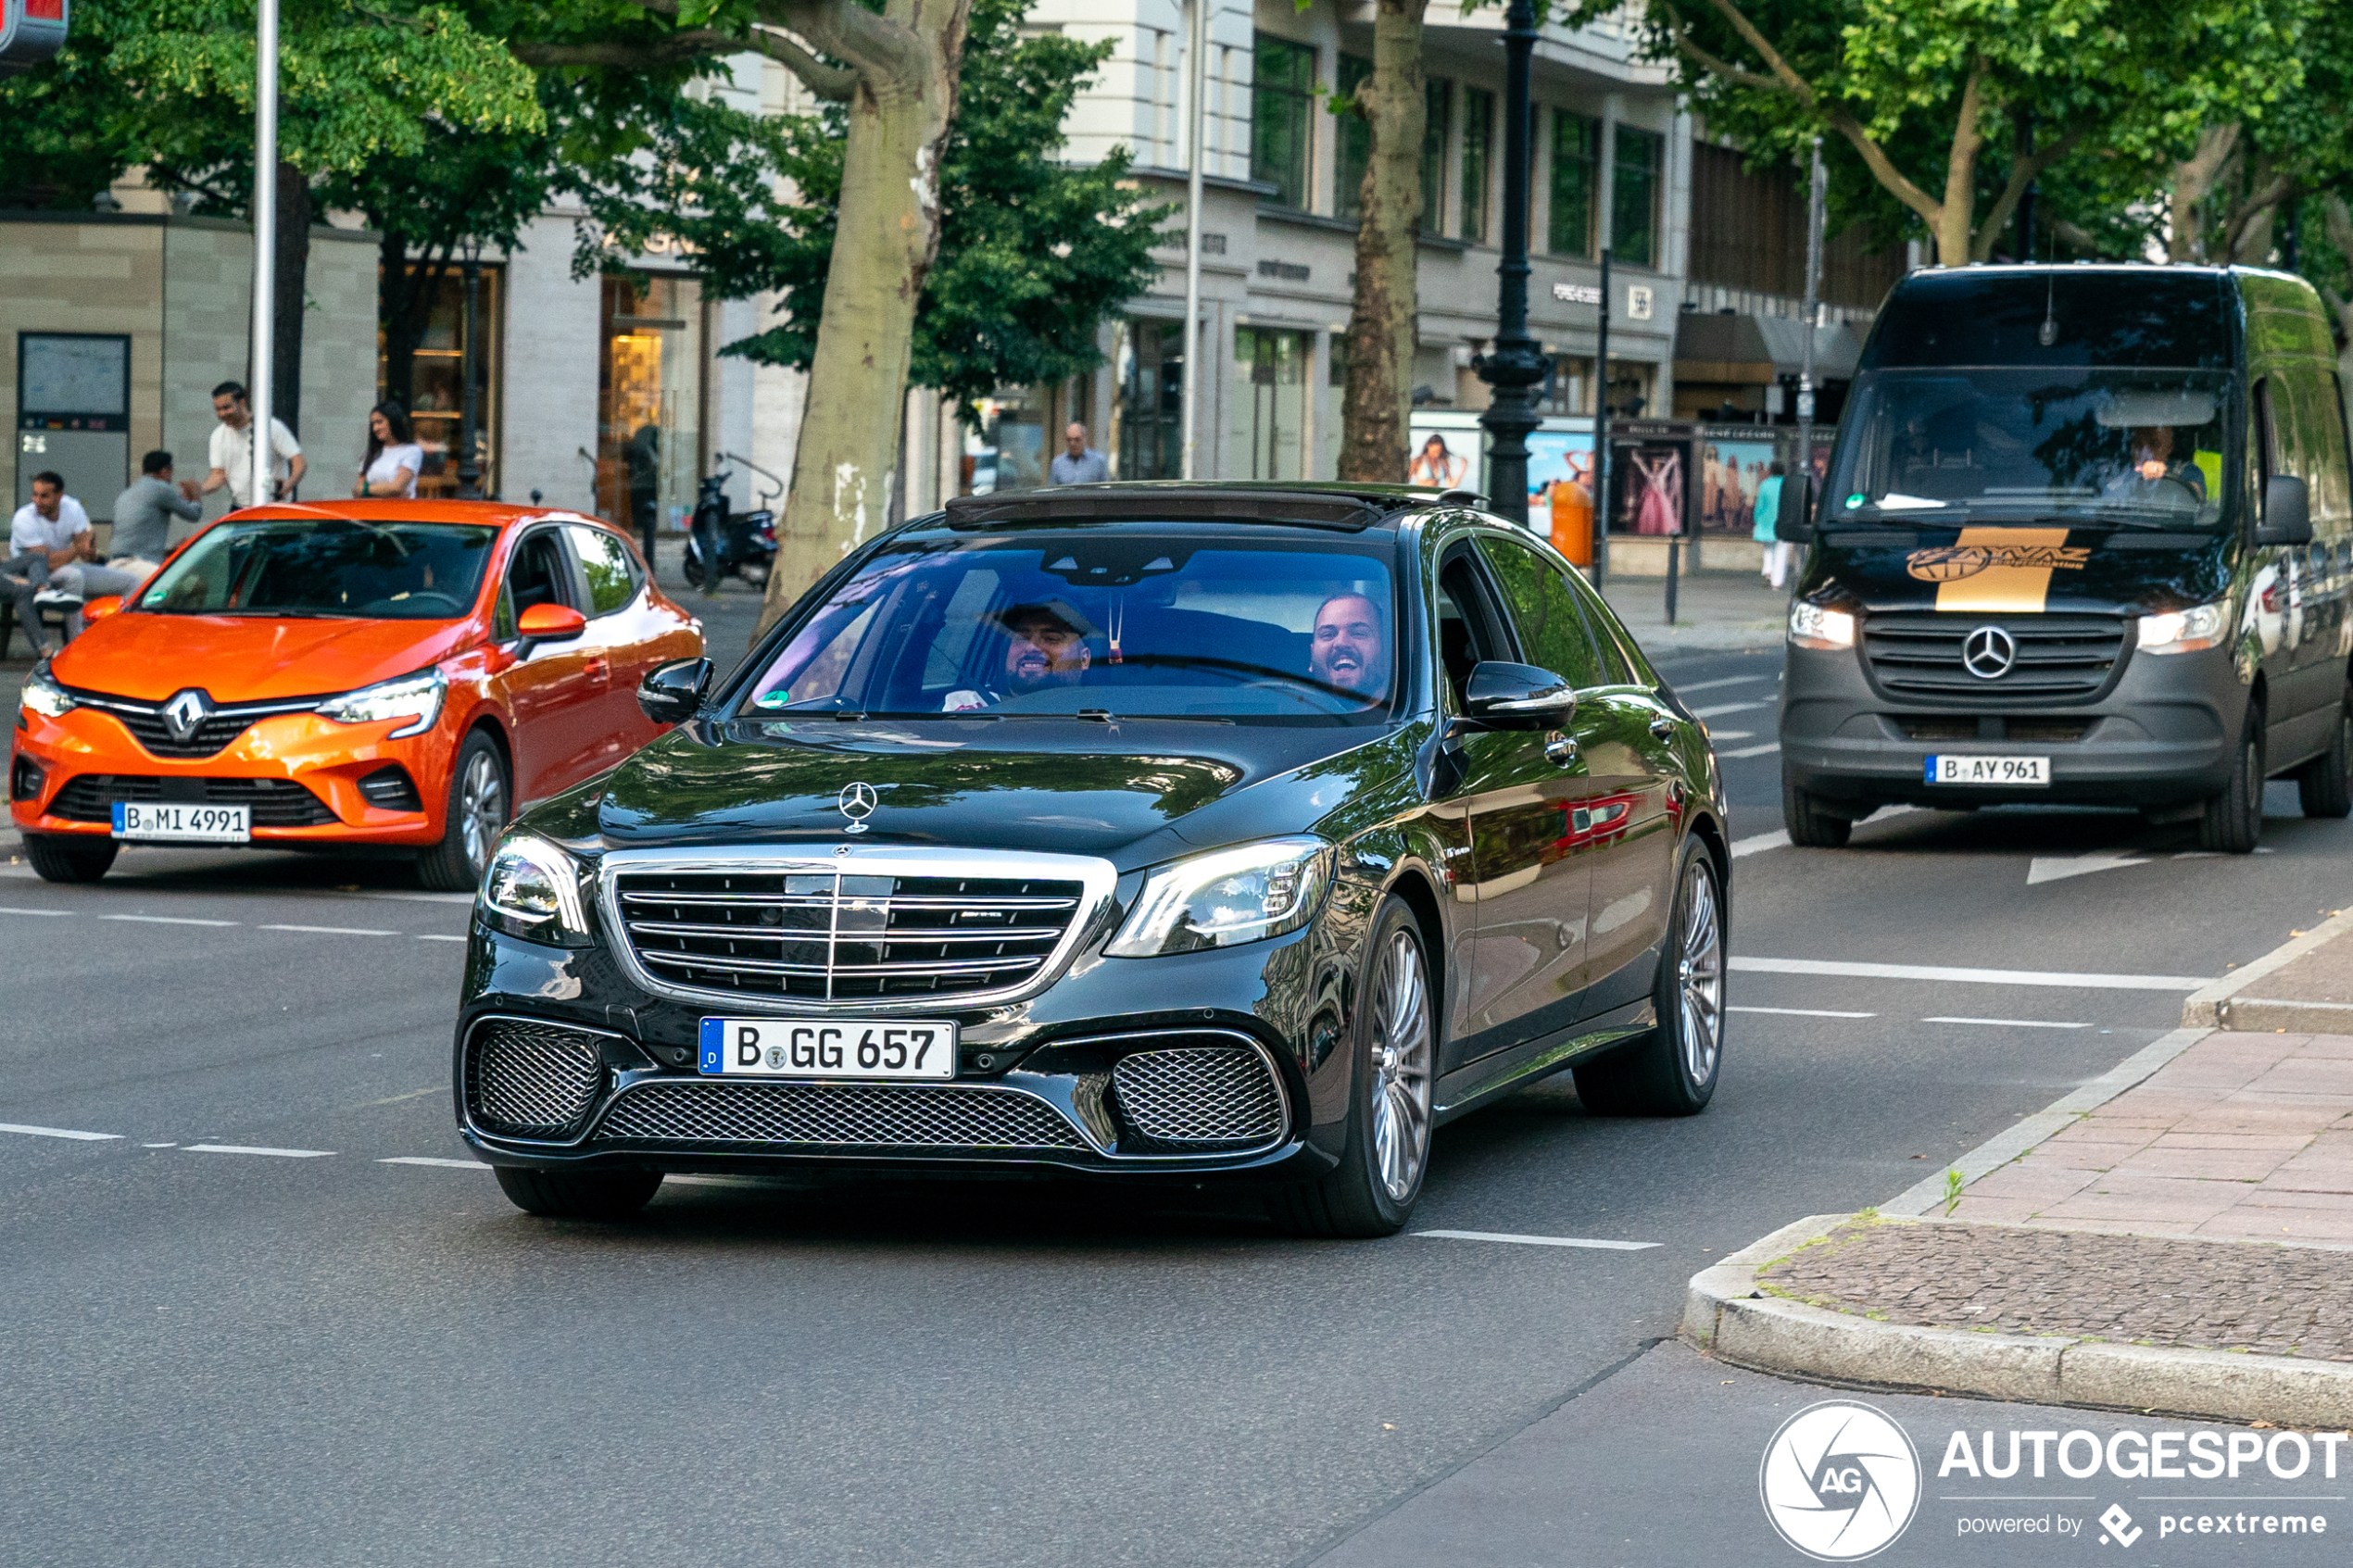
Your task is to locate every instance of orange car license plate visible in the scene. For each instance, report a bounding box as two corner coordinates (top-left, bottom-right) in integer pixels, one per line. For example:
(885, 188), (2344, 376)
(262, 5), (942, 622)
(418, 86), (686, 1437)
(111, 802), (251, 842)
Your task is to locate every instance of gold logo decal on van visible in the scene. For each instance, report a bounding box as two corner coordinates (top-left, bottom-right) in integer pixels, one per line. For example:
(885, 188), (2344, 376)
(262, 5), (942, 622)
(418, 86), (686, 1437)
(1914, 530), (2087, 612)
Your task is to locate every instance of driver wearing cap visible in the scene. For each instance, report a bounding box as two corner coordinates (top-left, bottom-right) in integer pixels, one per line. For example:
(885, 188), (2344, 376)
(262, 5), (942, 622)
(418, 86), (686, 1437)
(943, 599), (1095, 711)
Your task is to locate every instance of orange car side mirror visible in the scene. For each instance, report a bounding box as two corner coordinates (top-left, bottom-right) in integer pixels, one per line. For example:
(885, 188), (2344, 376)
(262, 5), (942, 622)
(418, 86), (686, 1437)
(515, 602), (586, 654)
(82, 596), (124, 622)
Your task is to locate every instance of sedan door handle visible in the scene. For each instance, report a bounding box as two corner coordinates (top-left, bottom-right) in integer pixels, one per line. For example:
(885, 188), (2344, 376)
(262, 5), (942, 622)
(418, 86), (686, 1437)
(1545, 734), (1579, 766)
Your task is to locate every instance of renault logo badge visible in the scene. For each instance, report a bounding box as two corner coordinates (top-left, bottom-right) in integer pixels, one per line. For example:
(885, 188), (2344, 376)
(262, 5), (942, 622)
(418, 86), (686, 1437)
(1961, 626), (2017, 680)
(161, 688), (213, 742)
(837, 781), (880, 834)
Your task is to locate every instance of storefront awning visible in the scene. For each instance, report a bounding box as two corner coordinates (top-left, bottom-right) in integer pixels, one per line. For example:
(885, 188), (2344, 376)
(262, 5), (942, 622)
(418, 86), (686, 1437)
(1674, 311), (1865, 385)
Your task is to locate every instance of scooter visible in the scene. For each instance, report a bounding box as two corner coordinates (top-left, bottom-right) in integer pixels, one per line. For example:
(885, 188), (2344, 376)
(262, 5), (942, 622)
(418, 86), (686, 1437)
(682, 452), (783, 592)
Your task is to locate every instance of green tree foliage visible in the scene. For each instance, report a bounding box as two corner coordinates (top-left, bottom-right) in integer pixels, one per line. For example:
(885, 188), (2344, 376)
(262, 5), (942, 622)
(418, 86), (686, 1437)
(636, 0), (1167, 416)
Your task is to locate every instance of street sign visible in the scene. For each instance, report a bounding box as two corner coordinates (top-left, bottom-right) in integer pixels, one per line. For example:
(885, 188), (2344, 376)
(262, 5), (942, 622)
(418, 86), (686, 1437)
(0, 0), (69, 75)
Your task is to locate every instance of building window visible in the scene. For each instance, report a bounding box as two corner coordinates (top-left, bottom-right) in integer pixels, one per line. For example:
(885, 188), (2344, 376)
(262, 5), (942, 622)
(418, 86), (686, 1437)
(596, 274), (701, 539)
(1334, 53), (1370, 222)
(1252, 34), (1316, 209)
(1549, 109), (1598, 258)
(1614, 124), (1664, 269)
(1421, 79), (1451, 232)
(1460, 86), (1493, 243)
(1112, 318), (1186, 480)
(1230, 326), (1311, 480)
(378, 264), (503, 498)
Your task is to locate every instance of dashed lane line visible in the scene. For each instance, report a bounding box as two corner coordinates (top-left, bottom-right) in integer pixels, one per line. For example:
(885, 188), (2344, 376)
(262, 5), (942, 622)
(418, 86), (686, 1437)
(380, 1156), (488, 1169)
(184, 1144), (335, 1159)
(1925, 1016), (2092, 1030)
(1728, 1005), (1876, 1019)
(1720, 741), (1780, 759)
(259, 923), (399, 936)
(0, 905), (69, 917)
(1690, 700), (1768, 719)
(1731, 956), (2208, 990)
(0, 1122), (120, 1141)
(0, 905), (465, 940)
(1416, 1230), (1661, 1251)
(1669, 674), (1775, 695)
(1730, 805), (1920, 859)
(98, 913), (237, 927)
(415, 934), (468, 942)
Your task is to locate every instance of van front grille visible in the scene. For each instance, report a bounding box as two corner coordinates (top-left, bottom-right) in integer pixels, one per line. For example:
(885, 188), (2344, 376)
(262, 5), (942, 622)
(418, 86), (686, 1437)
(1863, 614), (2126, 705)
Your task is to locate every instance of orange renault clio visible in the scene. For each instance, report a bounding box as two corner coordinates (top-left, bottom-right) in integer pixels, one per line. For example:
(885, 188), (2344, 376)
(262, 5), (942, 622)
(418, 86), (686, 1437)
(10, 500), (701, 888)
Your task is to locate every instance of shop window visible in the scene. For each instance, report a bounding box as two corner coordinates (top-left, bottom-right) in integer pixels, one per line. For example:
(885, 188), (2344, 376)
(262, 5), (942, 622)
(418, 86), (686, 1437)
(376, 265), (501, 497)
(1252, 35), (1316, 210)
(962, 376), (1092, 494)
(1113, 319), (1186, 481)
(1549, 110), (1598, 259)
(597, 275), (702, 543)
(1422, 79), (1450, 232)
(1614, 126), (1664, 270)
(1334, 53), (1370, 223)
(1460, 87), (1493, 244)
(1230, 326), (1310, 481)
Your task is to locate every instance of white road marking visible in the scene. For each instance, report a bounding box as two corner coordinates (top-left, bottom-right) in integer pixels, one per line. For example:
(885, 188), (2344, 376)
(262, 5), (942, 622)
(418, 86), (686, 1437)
(379, 1156), (488, 1169)
(1721, 742), (1781, 759)
(183, 1143), (334, 1158)
(1709, 730), (1755, 741)
(1731, 956), (2208, 990)
(141, 1142), (176, 1148)
(0, 1122), (120, 1141)
(258, 923), (397, 936)
(1691, 700), (1768, 719)
(100, 913), (237, 927)
(2026, 850), (2149, 886)
(0, 905), (70, 917)
(1729, 1005), (1876, 1019)
(1415, 1230), (1660, 1251)
(1925, 1016), (2090, 1030)
(1730, 829), (1791, 858)
(415, 934), (468, 942)
(1670, 674), (1774, 695)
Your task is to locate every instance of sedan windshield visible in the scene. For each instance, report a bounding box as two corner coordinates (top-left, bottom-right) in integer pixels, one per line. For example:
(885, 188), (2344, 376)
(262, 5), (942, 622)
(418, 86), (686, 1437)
(1824, 369), (2236, 529)
(739, 529), (1400, 723)
(137, 519), (497, 619)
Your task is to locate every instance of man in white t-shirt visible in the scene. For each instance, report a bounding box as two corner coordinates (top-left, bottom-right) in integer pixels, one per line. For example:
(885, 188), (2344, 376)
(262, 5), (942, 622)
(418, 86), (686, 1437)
(8, 472), (138, 642)
(199, 380), (306, 508)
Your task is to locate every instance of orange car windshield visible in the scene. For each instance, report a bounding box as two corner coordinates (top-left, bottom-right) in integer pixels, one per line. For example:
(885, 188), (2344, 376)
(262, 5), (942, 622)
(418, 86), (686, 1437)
(137, 519), (497, 620)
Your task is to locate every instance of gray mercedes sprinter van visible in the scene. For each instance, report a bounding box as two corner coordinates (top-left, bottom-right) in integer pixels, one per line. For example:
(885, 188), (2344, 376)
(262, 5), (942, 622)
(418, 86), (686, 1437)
(1779, 265), (2352, 853)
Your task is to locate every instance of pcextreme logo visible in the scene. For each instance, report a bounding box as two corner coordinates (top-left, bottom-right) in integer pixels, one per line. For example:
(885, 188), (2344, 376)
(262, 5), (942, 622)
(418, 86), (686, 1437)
(1760, 1401), (1923, 1561)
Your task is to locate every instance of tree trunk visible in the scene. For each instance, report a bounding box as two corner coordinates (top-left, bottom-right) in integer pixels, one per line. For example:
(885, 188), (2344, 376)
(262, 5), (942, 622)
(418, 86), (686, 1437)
(1931, 63), (1987, 266)
(759, 0), (972, 634)
(1337, 0), (1429, 485)
(2168, 124), (2239, 263)
(2322, 197), (2353, 387)
(272, 162), (312, 447)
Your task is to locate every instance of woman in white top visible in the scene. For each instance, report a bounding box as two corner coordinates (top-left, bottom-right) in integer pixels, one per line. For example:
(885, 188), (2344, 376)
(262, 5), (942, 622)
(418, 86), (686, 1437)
(354, 403), (424, 499)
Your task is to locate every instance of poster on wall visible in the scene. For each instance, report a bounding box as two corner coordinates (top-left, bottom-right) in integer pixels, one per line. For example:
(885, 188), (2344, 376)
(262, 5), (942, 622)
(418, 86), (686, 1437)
(1405, 414), (1482, 495)
(1527, 421), (1596, 561)
(1695, 429), (1779, 535)
(1609, 426), (1693, 535)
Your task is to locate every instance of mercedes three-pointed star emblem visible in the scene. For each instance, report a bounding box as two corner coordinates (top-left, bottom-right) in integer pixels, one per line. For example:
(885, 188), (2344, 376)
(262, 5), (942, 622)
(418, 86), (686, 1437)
(837, 780), (881, 834)
(1961, 625), (2017, 680)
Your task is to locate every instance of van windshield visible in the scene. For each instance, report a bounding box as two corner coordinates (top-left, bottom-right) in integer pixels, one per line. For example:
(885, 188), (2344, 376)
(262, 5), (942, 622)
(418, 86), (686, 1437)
(1822, 369), (2235, 529)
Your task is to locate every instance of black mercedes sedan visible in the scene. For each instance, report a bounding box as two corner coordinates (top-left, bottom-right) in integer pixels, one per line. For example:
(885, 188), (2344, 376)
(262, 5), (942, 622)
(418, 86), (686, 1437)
(456, 483), (1731, 1236)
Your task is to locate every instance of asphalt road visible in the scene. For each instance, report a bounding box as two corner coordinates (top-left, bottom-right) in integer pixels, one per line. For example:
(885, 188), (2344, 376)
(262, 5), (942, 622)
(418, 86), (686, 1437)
(4, 632), (2347, 1568)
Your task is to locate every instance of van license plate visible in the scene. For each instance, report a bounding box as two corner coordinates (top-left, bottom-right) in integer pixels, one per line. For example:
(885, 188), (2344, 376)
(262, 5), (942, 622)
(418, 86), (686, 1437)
(111, 802), (252, 841)
(1924, 755), (2049, 786)
(697, 1018), (957, 1080)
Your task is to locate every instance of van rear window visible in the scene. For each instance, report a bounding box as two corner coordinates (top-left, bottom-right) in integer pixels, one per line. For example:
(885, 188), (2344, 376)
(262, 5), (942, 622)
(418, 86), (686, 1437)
(1864, 271), (2231, 371)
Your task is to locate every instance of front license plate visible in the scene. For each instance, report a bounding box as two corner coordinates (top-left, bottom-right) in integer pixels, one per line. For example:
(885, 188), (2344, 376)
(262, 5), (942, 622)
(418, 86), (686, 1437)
(698, 1018), (957, 1080)
(1924, 755), (2050, 786)
(111, 802), (251, 842)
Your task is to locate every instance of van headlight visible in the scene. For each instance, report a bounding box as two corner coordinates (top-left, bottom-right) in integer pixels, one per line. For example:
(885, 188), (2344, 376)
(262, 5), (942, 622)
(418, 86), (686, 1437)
(318, 669), (445, 738)
(1788, 601), (1856, 650)
(1108, 836), (1334, 957)
(478, 832), (591, 945)
(19, 666), (74, 720)
(2137, 599), (2229, 655)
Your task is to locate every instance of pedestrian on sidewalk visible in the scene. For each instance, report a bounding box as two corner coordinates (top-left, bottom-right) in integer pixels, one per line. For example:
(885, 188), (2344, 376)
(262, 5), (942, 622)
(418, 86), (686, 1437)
(1754, 461), (1791, 591)
(109, 449), (201, 577)
(199, 381), (306, 508)
(353, 403), (423, 499)
(1049, 423), (1110, 485)
(10, 472), (136, 641)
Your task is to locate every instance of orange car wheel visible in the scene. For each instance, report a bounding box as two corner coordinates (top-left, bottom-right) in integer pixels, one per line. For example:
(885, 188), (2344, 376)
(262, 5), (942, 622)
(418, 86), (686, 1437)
(417, 731), (510, 892)
(25, 832), (120, 884)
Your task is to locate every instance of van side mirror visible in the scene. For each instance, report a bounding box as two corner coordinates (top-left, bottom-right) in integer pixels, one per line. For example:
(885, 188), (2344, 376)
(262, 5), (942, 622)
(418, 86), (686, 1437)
(1462, 661), (1576, 727)
(638, 657), (713, 724)
(1778, 473), (1815, 544)
(2258, 474), (2312, 546)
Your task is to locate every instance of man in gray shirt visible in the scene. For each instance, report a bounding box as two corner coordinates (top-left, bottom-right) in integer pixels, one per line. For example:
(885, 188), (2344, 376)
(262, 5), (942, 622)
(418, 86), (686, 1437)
(1048, 422), (1111, 485)
(110, 449), (202, 573)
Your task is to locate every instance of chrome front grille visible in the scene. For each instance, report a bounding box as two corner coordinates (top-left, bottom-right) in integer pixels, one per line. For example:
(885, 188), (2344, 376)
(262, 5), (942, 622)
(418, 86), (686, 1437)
(1862, 614), (2127, 704)
(1111, 1045), (1286, 1147)
(596, 1080), (1088, 1151)
(466, 1019), (605, 1138)
(612, 868), (1088, 1002)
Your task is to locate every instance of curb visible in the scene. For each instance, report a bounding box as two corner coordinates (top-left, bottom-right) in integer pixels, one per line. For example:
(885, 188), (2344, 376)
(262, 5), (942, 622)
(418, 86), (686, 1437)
(2181, 905), (2353, 1028)
(1681, 1214), (2353, 1427)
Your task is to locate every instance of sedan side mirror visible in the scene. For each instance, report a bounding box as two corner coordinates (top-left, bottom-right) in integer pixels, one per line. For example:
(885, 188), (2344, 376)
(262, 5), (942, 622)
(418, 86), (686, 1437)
(515, 602), (586, 656)
(2258, 474), (2312, 546)
(1462, 661), (1576, 727)
(1777, 473), (1815, 544)
(638, 657), (713, 724)
(82, 595), (124, 623)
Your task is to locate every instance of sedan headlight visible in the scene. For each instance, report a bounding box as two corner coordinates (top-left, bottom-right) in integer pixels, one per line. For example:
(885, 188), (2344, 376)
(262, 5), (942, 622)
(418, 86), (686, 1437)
(317, 669), (445, 738)
(478, 832), (590, 944)
(1787, 601), (1856, 650)
(19, 666), (73, 720)
(1108, 836), (1334, 958)
(2137, 599), (2229, 655)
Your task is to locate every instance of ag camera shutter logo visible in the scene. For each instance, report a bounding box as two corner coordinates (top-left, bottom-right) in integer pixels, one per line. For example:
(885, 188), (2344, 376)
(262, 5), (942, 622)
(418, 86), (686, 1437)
(1759, 1401), (1922, 1561)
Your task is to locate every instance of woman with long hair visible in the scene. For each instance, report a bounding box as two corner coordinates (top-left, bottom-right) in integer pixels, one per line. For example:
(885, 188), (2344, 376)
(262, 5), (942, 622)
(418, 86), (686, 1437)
(354, 402), (423, 499)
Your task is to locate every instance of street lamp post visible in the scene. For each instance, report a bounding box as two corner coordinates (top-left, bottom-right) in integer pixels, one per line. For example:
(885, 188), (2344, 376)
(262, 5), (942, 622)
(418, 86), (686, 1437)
(250, 0), (278, 504)
(458, 234), (484, 499)
(1474, 0), (1545, 528)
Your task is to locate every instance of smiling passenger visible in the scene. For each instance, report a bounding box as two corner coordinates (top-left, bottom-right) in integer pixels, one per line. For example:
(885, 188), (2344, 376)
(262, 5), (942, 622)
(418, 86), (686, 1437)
(1309, 593), (1389, 700)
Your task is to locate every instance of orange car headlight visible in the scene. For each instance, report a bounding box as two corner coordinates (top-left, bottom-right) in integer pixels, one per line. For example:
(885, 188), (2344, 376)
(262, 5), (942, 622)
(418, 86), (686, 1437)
(317, 669), (445, 739)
